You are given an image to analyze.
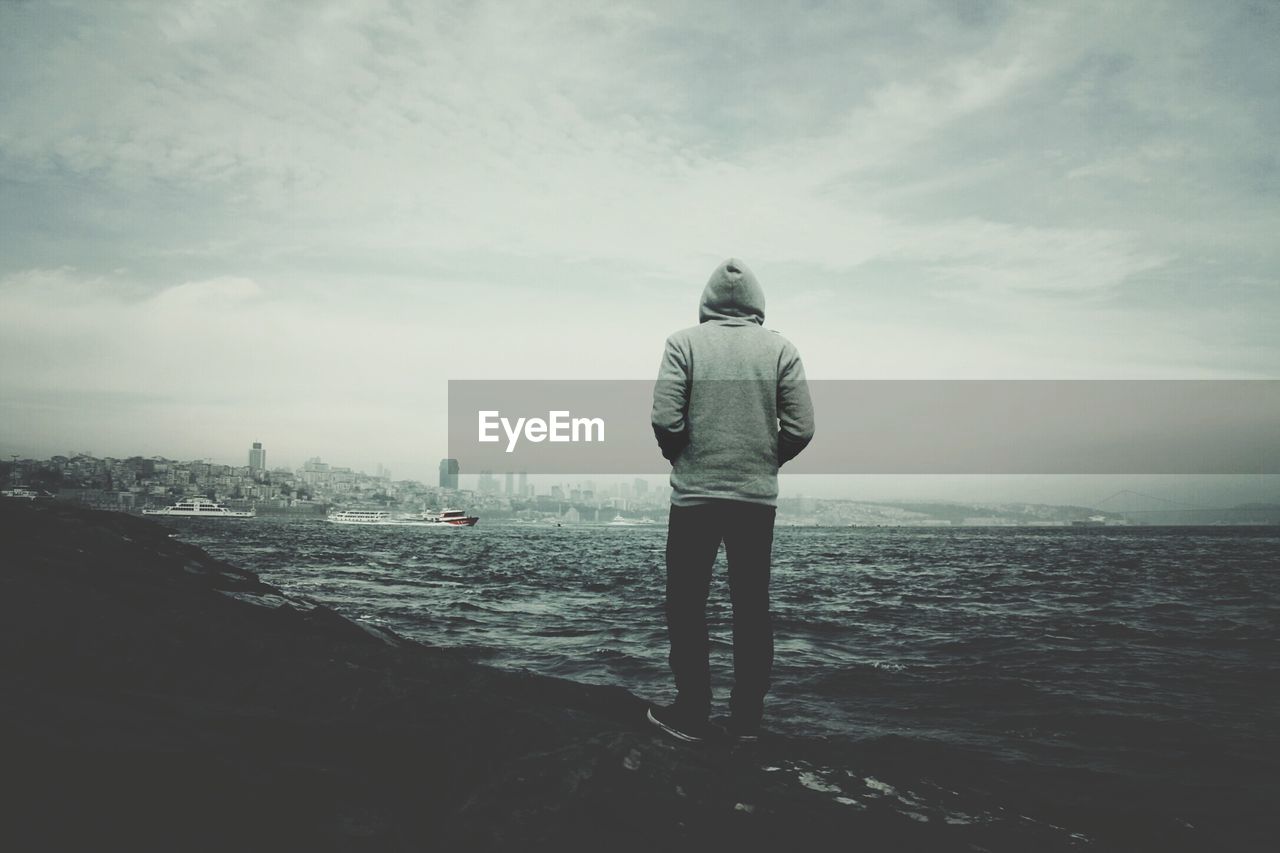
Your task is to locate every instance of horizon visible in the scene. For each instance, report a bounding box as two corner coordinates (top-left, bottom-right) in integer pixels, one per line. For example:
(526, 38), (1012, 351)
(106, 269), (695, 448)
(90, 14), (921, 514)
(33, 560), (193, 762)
(6, 445), (1277, 510)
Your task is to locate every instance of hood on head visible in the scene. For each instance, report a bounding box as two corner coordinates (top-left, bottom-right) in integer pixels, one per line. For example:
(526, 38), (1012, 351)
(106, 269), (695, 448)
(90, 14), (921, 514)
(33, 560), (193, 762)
(699, 258), (765, 325)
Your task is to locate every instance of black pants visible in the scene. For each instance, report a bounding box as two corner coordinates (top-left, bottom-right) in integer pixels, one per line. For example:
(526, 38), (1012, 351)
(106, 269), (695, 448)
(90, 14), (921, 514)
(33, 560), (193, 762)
(664, 500), (776, 725)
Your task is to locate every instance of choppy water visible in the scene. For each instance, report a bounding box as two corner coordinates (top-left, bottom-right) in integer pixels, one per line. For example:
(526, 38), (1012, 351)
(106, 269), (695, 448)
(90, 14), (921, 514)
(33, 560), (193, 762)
(172, 519), (1278, 849)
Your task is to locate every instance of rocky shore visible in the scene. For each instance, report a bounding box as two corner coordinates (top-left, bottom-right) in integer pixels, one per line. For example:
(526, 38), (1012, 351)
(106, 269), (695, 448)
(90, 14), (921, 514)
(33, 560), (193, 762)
(1, 500), (1153, 851)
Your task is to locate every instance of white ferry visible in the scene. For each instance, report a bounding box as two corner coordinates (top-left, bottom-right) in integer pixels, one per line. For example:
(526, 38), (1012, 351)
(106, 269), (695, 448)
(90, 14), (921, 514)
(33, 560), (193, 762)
(606, 514), (657, 526)
(143, 497), (255, 518)
(328, 509), (395, 525)
(328, 508), (479, 527)
(2, 487), (52, 501)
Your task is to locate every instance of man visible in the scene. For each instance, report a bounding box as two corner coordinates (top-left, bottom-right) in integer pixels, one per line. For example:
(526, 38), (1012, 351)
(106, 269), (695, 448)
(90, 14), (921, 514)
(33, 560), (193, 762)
(648, 258), (814, 743)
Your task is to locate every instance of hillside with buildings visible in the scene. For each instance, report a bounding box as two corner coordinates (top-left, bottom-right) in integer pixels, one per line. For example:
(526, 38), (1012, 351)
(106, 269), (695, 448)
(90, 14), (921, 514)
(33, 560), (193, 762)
(4, 448), (1275, 527)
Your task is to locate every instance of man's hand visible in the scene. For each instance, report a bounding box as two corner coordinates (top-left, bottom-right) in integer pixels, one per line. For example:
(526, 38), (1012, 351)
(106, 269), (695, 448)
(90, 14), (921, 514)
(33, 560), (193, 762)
(654, 425), (690, 464)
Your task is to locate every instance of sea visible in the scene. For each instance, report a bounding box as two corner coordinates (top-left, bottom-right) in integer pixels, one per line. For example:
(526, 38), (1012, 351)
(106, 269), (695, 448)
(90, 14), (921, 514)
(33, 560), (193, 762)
(171, 518), (1278, 850)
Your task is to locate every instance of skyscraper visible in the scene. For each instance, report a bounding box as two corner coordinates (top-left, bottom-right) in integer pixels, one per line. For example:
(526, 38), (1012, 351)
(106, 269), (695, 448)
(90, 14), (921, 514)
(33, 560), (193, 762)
(438, 458), (459, 490)
(504, 471), (514, 496)
(248, 442), (265, 472)
(518, 471), (528, 498)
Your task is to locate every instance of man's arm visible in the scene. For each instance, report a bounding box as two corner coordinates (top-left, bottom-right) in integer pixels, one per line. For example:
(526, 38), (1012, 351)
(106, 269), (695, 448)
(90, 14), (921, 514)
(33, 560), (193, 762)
(651, 336), (690, 463)
(777, 343), (814, 466)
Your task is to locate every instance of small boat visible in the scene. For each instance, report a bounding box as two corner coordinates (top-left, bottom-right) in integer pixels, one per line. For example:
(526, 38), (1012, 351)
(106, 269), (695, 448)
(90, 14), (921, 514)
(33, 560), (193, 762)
(426, 508), (479, 527)
(607, 514), (640, 526)
(143, 497), (254, 518)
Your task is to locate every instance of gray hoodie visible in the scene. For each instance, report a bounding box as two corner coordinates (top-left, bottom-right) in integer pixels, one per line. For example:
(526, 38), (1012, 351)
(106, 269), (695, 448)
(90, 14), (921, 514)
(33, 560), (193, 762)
(651, 259), (815, 506)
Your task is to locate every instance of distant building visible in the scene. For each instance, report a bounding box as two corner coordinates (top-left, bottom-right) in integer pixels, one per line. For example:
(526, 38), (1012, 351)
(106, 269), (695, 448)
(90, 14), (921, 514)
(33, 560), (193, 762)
(504, 471), (514, 496)
(248, 442), (266, 472)
(518, 471), (527, 498)
(438, 458), (459, 490)
(299, 457), (332, 489)
(478, 470), (497, 495)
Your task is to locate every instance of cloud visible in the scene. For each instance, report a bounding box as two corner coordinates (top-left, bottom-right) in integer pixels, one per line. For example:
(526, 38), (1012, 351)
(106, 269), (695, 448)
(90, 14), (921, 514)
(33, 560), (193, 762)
(0, 1), (1180, 282)
(151, 276), (262, 308)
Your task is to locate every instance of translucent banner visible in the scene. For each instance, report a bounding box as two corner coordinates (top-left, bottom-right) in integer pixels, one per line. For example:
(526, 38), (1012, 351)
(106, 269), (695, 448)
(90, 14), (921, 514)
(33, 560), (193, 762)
(447, 380), (1279, 475)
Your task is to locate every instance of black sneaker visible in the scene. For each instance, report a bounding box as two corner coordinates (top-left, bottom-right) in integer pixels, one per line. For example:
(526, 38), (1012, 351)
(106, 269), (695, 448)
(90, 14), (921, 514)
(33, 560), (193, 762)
(646, 704), (713, 743)
(712, 715), (760, 743)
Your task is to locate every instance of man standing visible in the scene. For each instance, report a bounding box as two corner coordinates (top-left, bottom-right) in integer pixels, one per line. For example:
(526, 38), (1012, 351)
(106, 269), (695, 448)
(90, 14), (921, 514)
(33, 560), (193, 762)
(648, 258), (814, 743)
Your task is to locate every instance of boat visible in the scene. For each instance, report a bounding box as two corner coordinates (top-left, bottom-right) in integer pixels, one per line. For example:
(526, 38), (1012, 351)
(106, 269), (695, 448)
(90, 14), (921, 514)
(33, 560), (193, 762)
(1070, 515), (1108, 528)
(328, 508), (479, 527)
(607, 514), (659, 526)
(1, 487), (52, 501)
(143, 497), (254, 518)
(328, 509), (395, 525)
(425, 508), (479, 527)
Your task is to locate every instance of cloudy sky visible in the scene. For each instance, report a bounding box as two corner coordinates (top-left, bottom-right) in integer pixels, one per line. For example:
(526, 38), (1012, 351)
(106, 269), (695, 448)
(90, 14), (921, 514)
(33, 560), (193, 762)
(1, 0), (1276, 493)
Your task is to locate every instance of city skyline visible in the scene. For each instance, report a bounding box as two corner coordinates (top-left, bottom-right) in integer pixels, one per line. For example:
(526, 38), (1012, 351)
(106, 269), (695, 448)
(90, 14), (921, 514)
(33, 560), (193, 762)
(3, 442), (677, 503)
(4, 440), (1276, 510)
(9, 445), (1279, 530)
(1, 2), (1277, 497)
